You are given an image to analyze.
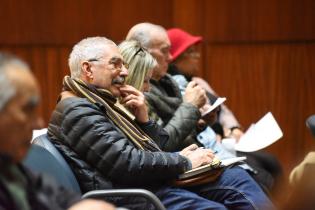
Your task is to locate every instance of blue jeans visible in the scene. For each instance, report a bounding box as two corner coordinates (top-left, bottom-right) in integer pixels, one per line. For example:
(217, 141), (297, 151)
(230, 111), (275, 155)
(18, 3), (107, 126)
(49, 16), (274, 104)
(155, 167), (273, 210)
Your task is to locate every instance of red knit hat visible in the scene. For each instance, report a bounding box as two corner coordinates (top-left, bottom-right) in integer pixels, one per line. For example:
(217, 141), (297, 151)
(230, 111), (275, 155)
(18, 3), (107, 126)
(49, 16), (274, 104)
(167, 28), (202, 61)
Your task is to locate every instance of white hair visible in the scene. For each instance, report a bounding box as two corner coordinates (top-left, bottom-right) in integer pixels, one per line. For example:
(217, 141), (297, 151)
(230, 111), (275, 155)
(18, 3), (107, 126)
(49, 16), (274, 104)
(68, 36), (116, 78)
(126, 22), (166, 49)
(0, 53), (30, 111)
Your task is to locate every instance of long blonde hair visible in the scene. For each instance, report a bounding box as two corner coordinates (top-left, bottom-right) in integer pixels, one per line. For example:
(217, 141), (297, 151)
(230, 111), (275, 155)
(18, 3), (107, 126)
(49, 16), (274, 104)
(119, 40), (157, 91)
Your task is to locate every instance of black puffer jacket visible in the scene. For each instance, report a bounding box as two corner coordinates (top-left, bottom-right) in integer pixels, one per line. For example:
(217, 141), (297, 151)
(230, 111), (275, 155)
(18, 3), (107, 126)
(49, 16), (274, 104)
(48, 97), (190, 193)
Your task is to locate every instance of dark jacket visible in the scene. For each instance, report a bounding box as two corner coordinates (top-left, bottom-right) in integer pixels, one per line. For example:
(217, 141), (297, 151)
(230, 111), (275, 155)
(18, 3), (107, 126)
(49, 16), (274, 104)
(145, 74), (201, 152)
(48, 97), (190, 193)
(0, 157), (79, 210)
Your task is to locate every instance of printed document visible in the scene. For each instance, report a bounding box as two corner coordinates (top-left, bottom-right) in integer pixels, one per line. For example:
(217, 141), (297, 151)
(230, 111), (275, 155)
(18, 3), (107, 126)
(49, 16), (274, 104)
(234, 112), (283, 152)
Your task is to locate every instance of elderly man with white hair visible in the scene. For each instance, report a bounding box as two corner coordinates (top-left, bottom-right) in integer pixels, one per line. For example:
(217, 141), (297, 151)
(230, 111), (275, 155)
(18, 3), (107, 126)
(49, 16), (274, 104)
(48, 36), (224, 209)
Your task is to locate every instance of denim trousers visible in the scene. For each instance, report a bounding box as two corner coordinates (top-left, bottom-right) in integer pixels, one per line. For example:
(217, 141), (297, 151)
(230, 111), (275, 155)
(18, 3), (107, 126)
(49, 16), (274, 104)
(155, 166), (274, 210)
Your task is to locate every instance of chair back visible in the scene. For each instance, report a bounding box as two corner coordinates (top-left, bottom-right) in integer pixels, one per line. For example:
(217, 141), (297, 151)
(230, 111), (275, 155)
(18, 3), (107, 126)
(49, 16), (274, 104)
(24, 134), (166, 210)
(306, 115), (315, 138)
(23, 134), (81, 193)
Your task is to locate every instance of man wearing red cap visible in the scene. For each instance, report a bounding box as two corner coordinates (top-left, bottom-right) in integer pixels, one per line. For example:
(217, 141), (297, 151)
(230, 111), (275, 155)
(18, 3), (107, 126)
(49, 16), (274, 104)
(167, 28), (240, 133)
(126, 22), (273, 210)
(167, 28), (284, 198)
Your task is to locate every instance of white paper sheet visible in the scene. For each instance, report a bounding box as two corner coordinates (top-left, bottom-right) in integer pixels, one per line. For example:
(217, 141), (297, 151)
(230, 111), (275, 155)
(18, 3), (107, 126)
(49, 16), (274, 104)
(221, 156), (247, 166)
(201, 97), (226, 117)
(32, 128), (48, 141)
(234, 112), (283, 152)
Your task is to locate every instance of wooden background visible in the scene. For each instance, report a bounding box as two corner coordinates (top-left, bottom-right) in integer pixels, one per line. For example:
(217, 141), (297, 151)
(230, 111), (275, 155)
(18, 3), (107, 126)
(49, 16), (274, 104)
(1, 0), (314, 176)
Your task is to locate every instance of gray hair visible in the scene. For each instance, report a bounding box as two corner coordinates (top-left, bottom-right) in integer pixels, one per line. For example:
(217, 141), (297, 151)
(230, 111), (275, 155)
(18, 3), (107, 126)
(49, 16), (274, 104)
(0, 52), (30, 111)
(68, 36), (116, 78)
(119, 40), (157, 91)
(126, 22), (166, 49)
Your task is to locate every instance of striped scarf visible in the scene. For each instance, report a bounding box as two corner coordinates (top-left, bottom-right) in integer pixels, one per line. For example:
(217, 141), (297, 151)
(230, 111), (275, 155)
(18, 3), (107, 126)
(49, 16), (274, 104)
(63, 76), (161, 152)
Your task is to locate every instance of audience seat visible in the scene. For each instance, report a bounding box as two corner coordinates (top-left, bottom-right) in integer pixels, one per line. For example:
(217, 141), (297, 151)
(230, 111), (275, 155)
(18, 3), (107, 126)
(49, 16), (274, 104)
(23, 134), (165, 210)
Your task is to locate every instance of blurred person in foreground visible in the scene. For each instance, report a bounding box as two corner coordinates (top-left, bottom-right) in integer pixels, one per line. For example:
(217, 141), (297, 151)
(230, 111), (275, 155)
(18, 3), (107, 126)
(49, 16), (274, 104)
(0, 52), (116, 210)
(284, 115), (315, 209)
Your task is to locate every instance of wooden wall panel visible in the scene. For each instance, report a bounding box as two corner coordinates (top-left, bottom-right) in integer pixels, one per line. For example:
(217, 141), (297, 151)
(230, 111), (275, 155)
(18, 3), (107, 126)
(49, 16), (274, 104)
(204, 0), (315, 42)
(0, 0), (173, 45)
(204, 44), (315, 172)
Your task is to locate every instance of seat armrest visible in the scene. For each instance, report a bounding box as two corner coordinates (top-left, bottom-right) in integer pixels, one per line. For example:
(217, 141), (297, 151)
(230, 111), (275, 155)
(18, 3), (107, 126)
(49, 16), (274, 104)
(82, 189), (165, 210)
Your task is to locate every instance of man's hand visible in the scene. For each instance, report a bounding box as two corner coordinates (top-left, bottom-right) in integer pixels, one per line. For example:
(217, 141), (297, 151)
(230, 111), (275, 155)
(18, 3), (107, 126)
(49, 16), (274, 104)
(183, 81), (207, 108)
(179, 144), (199, 156)
(119, 85), (149, 123)
(230, 128), (244, 142)
(180, 144), (215, 169)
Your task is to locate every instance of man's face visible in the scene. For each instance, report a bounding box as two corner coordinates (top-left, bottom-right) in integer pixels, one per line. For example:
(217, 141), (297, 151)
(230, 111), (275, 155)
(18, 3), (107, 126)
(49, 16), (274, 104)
(202, 107), (219, 126)
(84, 44), (128, 97)
(175, 45), (201, 77)
(148, 31), (172, 81)
(0, 67), (41, 163)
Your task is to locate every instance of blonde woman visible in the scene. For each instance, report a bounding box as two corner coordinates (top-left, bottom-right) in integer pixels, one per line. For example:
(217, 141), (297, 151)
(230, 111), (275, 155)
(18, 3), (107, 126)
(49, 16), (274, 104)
(119, 40), (157, 92)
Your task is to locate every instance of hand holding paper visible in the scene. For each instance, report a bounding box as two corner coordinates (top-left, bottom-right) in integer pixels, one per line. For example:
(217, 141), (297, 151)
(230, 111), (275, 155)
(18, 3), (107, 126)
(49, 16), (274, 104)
(201, 97), (226, 117)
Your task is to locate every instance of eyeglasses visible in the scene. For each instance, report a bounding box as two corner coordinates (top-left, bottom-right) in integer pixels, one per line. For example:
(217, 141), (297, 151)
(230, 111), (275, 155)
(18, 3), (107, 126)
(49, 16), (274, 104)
(122, 46), (145, 69)
(87, 58), (99, 62)
(123, 61), (129, 69)
(87, 58), (129, 71)
(132, 46), (145, 58)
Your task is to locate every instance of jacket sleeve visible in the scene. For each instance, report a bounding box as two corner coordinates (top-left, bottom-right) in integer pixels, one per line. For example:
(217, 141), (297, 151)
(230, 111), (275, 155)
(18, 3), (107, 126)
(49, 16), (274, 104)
(137, 120), (169, 149)
(162, 103), (200, 152)
(146, 75), (201, 152)
(147, 99), (201, 152)
(61, 100), (190, 185)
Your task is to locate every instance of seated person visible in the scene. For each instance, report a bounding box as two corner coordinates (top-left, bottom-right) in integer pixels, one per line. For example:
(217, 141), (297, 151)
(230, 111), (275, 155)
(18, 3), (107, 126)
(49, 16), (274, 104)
(47, 36), (273, 210)
(0, 52), (116, 210)
(282, 114), (315, 209)
(167, 27), (283, 196)
(289, 115), (315, 186)
(119, 36), (273, 209)
(290, 115), (315, 185)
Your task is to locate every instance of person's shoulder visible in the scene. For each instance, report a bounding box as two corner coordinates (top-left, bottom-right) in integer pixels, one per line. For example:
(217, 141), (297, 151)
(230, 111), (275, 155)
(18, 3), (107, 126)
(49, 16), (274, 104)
(58, 97), (99, 110)
(172, 74), (188, 85)
(59, 96), (90, 107)
(55, 97), (103, 119)
(164, 73), (176, 81)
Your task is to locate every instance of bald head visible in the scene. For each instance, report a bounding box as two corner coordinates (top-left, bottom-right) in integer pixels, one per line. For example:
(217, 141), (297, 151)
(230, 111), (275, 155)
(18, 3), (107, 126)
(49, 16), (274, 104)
(126, 23), (167, 49)
(126, 23), (172, 80)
